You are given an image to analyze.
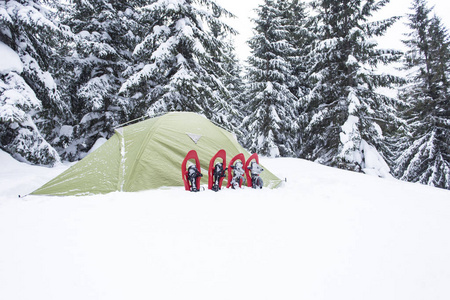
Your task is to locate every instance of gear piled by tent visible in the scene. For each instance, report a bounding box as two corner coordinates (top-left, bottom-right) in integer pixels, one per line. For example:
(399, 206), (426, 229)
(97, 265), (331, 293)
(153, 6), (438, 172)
(32, 112), (282, 196)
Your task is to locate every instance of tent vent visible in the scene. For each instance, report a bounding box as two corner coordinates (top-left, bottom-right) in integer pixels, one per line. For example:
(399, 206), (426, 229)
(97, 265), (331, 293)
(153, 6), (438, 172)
(186, 132), (202, 144)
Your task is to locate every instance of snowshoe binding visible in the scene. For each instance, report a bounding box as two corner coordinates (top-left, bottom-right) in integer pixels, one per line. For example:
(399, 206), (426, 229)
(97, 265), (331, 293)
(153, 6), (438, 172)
(187, 165), (203, 192)
(227, 153), (246, 189)
(182, 150), (203, 192)
(212, 162), (227, 191)
(208, 149), (227, 192)
(245, 153), (264, 189)
(248, 162), (264, 189)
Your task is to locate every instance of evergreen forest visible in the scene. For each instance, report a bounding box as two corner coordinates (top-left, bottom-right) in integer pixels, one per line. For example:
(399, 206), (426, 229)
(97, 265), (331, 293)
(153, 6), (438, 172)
(1, 0), (449, 189)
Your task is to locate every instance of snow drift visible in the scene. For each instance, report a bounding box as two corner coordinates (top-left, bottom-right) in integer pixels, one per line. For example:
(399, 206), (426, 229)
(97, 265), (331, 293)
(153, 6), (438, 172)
(1, 150), (450, 300)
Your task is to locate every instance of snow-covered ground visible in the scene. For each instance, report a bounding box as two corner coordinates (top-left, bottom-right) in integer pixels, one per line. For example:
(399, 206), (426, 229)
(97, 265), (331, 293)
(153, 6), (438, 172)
(1, 150), (449, 300)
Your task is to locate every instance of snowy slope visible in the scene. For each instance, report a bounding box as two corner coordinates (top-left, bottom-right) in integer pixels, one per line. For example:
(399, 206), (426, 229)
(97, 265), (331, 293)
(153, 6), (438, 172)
(1, 150), (450, 300)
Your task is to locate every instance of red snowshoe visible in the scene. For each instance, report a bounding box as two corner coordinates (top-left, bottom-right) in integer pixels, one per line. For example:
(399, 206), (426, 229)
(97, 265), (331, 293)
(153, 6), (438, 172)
(208, 149), (227, 192)
(245, 153), (264, 189)
(182, 150), (203, 192)
(226, 153), (246, 189)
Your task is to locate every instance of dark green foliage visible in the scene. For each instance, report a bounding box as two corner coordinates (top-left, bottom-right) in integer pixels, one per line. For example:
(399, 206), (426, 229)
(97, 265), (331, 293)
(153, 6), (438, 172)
(394, 0), (450, 189)
(242, 0), (301, 157)
(0, 0), (66, 165)
(299, 0), (403, 176)
(56, 0), (142, 160)
(119, 0), (239, 131)
(2, 0), (448, 191)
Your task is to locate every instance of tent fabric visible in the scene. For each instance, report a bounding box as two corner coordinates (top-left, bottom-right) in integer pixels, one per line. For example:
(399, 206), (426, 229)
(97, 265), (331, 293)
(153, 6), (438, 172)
(32, 112), (282, 196)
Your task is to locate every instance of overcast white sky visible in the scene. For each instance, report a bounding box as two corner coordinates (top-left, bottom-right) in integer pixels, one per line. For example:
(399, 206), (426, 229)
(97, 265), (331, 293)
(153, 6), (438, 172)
(216, 0), (450, 62)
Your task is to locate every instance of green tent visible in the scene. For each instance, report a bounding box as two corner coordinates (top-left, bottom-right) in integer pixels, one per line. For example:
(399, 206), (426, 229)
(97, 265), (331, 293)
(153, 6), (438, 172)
(32, 112), (282, 196)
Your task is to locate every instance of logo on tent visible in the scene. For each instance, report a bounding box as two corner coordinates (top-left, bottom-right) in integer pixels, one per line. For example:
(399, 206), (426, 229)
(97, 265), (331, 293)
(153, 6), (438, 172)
(186, 132), (202, 144)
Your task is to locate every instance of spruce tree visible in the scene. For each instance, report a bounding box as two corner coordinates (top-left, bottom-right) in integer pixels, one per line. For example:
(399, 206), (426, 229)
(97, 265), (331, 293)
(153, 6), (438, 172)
(58, 0), (142, 160)
(0, 0), (66, 165)
(285, 0), (312, 100)
(208, 5), (243, 130)
(242, 0), (299, 157)
(119, 0), (237, 126)
(284, 0), (314, 154)
(394, 0), (450, 189)
(299, 0), (403, 176)
(219, 48), (244, 130)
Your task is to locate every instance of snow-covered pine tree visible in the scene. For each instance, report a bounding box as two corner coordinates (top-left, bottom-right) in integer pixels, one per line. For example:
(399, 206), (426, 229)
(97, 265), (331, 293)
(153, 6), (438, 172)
(282, 0), (314, 154)
(285, 0), (312, 100)
(394, 0), (450, 189)
(242, 0), (299, 157)
(299, 0), (403, 177)
(218, 47), (244, 131)
(58, 0), (142, 160)
(206, 3), (243, 130)
(0, 0), (66, 165)
(119, 0), (237, 126)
